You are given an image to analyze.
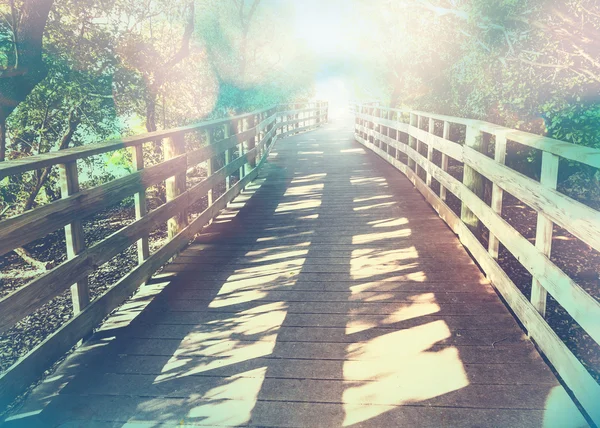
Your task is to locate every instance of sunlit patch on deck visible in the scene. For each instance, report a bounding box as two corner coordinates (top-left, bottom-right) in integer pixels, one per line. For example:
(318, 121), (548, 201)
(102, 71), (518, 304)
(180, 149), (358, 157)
(351, 229), (411, 245)
(343, 321), (468, 425)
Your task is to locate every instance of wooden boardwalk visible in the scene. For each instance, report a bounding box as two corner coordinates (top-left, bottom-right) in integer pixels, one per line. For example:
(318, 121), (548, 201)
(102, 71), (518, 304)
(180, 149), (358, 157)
(3, 117), (587, 427)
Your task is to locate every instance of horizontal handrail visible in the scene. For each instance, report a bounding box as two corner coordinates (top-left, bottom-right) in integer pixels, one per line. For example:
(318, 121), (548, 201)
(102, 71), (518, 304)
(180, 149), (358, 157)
(352, 104), (600, 169)
(0, 101), (328, 407)
(353, 103), (600, 426)
(0, 103), (329, 178)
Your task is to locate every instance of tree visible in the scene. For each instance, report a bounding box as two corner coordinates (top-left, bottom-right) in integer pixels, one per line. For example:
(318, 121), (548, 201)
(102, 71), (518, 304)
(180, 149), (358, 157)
(0, 0), (54, 161)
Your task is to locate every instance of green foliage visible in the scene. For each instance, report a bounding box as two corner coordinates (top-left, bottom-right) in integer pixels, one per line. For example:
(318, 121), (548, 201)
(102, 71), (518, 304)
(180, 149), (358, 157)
(1, 0), (308, 216)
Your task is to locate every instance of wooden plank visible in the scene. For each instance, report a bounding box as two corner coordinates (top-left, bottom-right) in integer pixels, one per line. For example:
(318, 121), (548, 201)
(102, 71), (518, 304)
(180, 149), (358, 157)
(409, 126), (464, 162)
(165, 135), (187, 239)
(0, 106), (275, 179)
(463, 146), (600, 254)
(355, 112), (410, 134)
(0, 155), (186, 257)
(278, 122), (320, 138)
(531, 151), (559, 317)
(186, 127), (256, 167)
(499, 126), (600, 169)
(59, 161), (90, 316)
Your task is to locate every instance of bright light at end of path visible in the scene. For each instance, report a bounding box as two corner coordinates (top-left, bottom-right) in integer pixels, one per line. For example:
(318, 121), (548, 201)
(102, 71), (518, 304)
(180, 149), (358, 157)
(315, 78), (350, 118)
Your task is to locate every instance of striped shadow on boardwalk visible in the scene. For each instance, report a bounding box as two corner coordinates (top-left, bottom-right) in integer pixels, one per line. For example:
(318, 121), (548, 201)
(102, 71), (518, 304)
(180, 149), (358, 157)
(3, 116), (588, 427)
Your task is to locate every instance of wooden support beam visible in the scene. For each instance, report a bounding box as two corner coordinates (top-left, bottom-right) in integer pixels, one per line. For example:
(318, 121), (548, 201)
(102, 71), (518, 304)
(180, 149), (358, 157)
(386, 110), (391, 158)
(59, 161), (90, 316)
(165, 135), (187, 239)
(132, 145), (150, 271)
(205, 129), (215, 206)
(239, 119), (246, 180)
(246, 114), (256, 174)
(426, 117), (435, 187)
(531, 151), (559, 317)
(461, 125), (485, 236)
(488, 134), (507, 259)
(408, 113), (418, 172)
(224, 121), (232, 191)
(440, 121), (450, 201)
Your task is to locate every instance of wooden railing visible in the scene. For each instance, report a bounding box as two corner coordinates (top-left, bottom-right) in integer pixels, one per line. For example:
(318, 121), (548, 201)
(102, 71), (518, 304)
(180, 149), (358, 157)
(352, 102), (600, 425)
(0, 101), (328, 406)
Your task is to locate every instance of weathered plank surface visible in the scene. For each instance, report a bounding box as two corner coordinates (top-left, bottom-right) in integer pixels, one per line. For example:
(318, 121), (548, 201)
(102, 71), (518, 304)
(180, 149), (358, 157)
(3, 115), (587, 427)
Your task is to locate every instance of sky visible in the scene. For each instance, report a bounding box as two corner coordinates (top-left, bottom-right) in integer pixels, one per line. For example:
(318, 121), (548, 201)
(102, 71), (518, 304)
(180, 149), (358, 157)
(291, 0), (360, 110)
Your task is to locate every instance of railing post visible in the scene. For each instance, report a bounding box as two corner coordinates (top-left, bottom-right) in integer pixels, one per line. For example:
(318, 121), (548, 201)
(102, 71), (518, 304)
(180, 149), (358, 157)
(531, 151), (559, 317)
(369, 106), (373, 142)
(316, 102), (321, 126)
(440, 121), (450, 201)
(245, 114), (256, 175)
(374, 107), (380, 148)
(488, 134), (507, 259)
(461, 125), (485, 236)
(386, 109), (391, 158)
(132, 145), (150, 267)
(165, 134), (187, 239)
(224, 121), (232, 191)
(426, 117), (434, 187)
(59, 161), (90, 316)
(205, 128), (215, 206)
(408, 113), (418, 171)
(239, 118), (246, 180)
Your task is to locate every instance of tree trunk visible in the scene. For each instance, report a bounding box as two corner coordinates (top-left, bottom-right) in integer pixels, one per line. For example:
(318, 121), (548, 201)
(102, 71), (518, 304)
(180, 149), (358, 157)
(23, 110), (79, 210)
(0, 0), (54, 123)
(0, 114), (6, 162)
(14, 247), (54, 270)
(145, 92), (157, 133)
(24, 167), (50, 210)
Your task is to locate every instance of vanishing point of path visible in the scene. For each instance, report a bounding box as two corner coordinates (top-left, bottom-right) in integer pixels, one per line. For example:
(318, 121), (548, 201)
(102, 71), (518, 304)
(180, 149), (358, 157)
(3, 116), (587, 427)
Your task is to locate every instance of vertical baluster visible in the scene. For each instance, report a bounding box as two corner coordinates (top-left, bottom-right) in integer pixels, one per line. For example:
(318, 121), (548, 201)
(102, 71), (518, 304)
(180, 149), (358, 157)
(132, 144), (150, 268)
(385, 109), (391, 158)
(440, 121), (450, 201)
(531, 151), (559, 317)
(205, 128), (214, 206)
(224, 121), (232, 191)
(59, 161), (90, 316)
(165, 134), (187, 239)
(316, 102), (321, 127)
(488, 134), (507, 259)
(426, 117), (434, 187)
(245, 114), (256, 175)
(239, 118), (246, 180)
(408, 113), (418, 171)
(461, 125), (485, 236)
